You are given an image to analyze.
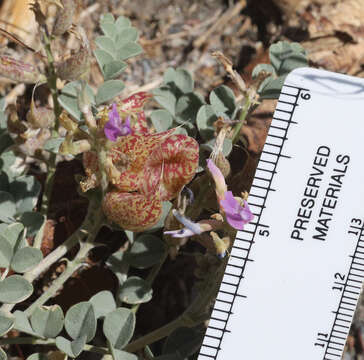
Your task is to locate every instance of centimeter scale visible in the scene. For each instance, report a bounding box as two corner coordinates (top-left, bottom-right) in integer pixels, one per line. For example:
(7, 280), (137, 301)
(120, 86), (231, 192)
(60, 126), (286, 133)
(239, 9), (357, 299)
(198, 68), (364, 360)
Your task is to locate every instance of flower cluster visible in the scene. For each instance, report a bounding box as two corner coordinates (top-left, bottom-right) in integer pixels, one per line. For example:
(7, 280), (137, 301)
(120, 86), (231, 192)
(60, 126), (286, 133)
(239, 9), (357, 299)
(82, 92), (199, 231)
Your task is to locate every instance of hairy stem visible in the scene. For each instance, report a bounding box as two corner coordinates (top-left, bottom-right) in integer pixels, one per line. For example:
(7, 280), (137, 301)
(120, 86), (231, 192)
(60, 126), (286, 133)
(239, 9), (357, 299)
(126, 257), (227, 352)
(131, 251), (168, 314)
(24, 240), (96, 316)
(231, 96), (251, 144)
(0, 196), (103, 313)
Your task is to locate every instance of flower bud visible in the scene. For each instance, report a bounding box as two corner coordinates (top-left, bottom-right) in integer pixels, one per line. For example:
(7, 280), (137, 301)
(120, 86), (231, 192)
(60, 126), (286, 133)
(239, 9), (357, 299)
(0, 56), (46, 84)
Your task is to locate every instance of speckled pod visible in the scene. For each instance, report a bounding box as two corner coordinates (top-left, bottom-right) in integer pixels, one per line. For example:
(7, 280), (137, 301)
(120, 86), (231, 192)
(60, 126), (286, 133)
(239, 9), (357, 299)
(102, 191), (163, 232)
(0, 56), (45, 84)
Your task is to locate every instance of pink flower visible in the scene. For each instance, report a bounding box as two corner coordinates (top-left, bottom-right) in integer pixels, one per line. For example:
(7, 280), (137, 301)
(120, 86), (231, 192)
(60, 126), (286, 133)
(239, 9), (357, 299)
(220, 191), (253, 230)
(207, 159), (253, 230)
(207, 159), (227, 201)
(104, 103), (132, 141)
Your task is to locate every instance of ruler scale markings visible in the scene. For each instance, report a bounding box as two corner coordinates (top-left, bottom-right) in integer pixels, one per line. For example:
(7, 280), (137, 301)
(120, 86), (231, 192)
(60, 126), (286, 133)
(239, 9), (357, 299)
(198, 82), (302, 360)
(198, 68), (364, 360)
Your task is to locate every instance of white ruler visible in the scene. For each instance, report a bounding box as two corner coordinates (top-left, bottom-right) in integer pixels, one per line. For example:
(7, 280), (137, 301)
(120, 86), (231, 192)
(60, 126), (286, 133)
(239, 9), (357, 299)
(198, 67), (364, 360)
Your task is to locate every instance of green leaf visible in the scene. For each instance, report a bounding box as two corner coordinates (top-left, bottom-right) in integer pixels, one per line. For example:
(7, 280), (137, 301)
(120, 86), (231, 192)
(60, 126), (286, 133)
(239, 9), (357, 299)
(11, 247), (43, 273)
(117, 42), (143, 61)
(125, 234), (166, 269)
(0, 191), (16, 222)
(55, 335), (86, 358)
(13, 310), (37, 336)
(43, 137), (64, 153)
(112, 348), (138, 360)
(104, 60), (128, 81)
(174, 69), (194, 93)
(101, 22), (118, 39)
(30, 305), (64, 338)
(163, 68), (176, 84)
(115, 16), (131, 30)
(196, 105), (218, 141)
(0, 310), (15, 336)
(150, 110), (173, 133)
(3, 222), (25, 250)
(209, 85), (235, 116)
(115, 28), (138, 48)
(96, 80), (125, 105)
(103, 308), (135, 350)
(0, 275), (33, 303)
(252, 63), (276, 79)
(0, 238), (13, 268)
(95, 36), (117, 57)
(118, 276), (152, 305)
(100, 13), (115, 24)
(20, 212), (45, 237)
(106, 250), (128, 286)
(90, 290), (116, 319)
(269, 41), (307, 75)
(64, 301), (96, 342)
(58, 81), (95, 121)
(175, 93), (204, 124)
(9, 175), (41, 214)
(0, 150), (26, 180)
(0, 348), (6, 360)
(163, 327), (204, 358)
(259, 75), (286, 99)
(25, 350), (47, 360)
(153, 87), (176, 116)
(94, 49), (114, 73)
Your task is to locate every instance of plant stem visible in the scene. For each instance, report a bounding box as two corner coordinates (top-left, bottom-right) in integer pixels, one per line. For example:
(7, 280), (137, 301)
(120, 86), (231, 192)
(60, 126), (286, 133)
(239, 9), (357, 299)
(24, 240), (96, 316)
(0, 196), (103, 313)
(0, 337), (109, 355)
(125, 316), (184, 353)
(131, 251), (168, 314)
(126, 257), (227, 353)
(231, 96), (251, 144)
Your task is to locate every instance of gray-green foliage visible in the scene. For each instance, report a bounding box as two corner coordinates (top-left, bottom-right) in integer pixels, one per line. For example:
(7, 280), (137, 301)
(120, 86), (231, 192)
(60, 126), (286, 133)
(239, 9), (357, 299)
(103, 308), (135, 350)
(30, 305), (64, 338)
(253, 41), (308, 99)
(0, 310), (15, 336)
(152, 68), (204, 136)
(94, 13), (142, 104)
(151, 68), (234, 171)
(0, 223), (43, 274)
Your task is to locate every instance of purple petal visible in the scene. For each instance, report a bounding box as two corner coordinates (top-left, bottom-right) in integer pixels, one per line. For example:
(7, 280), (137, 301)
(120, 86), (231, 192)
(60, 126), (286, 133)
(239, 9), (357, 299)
(164, 228), (195, 238)
(207, 159), (227, 198)
(119, 116), (132, 136)
(104, 104), (132, 141)
(220, 191), (239, 213)
(220, 191), (254, 230)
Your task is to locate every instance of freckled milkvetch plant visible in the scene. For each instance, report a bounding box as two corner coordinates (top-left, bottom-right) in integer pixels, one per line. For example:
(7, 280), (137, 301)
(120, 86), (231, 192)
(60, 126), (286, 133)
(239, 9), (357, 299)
(0, 1), (308, 358)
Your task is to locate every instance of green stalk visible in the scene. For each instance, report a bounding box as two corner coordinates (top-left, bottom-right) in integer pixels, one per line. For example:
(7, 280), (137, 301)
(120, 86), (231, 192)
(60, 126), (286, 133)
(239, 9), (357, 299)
(131, 251), (168, 314)
(0, 196), (103, 313)
(24, 240), (96, 316)
(126, 256), (227, 352)
(39, 30), (62, 217)
(231, 96), (251, 144)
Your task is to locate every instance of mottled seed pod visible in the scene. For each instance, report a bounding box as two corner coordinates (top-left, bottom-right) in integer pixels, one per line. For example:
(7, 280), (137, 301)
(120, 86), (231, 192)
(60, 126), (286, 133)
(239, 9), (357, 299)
(55, 28), (90, 81)
(52, 0), (76, 36)
(0, 56), (45, 84)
